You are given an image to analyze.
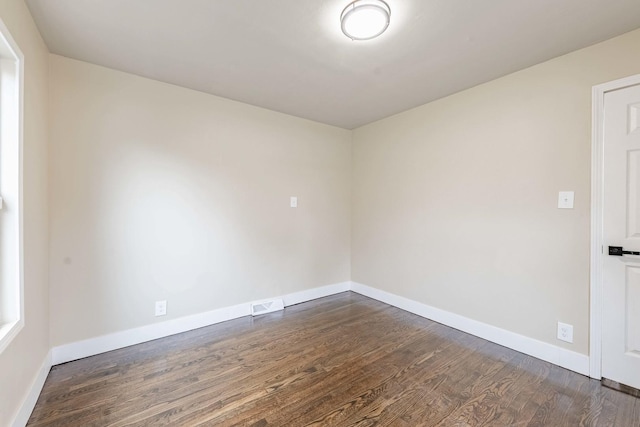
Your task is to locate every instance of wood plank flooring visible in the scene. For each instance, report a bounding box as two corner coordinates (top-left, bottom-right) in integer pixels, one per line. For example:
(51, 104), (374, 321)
(27, 292), (640, 426)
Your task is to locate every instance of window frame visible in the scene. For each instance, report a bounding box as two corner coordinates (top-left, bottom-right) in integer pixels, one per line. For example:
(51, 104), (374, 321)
(0, 16), (24, 354)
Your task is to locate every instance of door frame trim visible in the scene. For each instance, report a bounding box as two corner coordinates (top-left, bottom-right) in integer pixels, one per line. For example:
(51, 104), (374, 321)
(590, 73), (640, 379)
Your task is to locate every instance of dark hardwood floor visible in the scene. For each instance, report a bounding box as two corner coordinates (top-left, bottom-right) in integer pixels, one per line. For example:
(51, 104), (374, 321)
(27, 292), (639, 426)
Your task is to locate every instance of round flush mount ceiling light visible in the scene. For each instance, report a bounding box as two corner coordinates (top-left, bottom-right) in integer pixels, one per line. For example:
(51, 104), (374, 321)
(340, 0), (391, 41)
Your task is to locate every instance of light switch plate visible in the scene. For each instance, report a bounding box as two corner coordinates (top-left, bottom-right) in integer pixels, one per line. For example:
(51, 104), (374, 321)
(290, 196), (298, 208)
(558, 191), (574, 209)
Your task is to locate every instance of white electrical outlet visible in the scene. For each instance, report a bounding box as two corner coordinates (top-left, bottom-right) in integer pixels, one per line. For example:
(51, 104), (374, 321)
(290, 196), (298, 208)
(155, 300), (167, 317)
(557, 322), (573, 343)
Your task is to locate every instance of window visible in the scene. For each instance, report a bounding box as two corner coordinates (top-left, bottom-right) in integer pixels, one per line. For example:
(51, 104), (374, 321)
(0, 17), (24, 354)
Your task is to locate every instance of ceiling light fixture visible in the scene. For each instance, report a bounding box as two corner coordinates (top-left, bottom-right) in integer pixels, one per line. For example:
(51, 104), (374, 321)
(340, 0), (391, 41)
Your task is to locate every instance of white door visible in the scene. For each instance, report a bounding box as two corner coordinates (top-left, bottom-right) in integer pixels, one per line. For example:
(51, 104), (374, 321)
(602, 83), (640, 390)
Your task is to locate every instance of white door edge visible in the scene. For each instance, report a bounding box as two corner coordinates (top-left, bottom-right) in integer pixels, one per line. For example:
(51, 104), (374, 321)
(590, 73), (640, 380)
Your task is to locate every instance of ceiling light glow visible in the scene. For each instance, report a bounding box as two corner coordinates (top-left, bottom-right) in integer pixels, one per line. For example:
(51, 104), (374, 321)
(340, 0), (391, 41)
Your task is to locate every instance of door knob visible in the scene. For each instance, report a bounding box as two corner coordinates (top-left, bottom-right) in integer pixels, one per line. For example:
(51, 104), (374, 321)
(609, 246), (640, 256)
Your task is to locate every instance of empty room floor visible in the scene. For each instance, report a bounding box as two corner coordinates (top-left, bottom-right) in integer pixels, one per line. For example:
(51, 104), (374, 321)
(27, 292), (639, 426)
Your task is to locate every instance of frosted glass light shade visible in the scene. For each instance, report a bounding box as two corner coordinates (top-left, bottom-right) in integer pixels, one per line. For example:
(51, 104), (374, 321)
(340, 0), (391, 41)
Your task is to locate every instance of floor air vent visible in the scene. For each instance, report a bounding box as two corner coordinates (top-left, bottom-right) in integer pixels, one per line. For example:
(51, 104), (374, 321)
(250, 298), (284, 316)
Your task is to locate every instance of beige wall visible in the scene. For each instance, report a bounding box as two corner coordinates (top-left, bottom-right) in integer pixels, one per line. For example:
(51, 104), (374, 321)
(352, 28), (640, 355)
(48, 55), (352, 346)
(0, 0), (49, 424)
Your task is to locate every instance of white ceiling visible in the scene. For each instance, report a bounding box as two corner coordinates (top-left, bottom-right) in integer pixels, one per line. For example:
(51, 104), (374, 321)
(26, 0), (640, 129)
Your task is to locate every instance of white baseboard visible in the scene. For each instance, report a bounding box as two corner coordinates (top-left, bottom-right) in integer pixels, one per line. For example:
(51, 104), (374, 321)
(52, 281), (351, 365)
(11, 349), (52, 427)
(52, 303), (251, 365)
(282, 281), (350, 306)
(44, 279), (589, 411)
(350, 282), (590, 376)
